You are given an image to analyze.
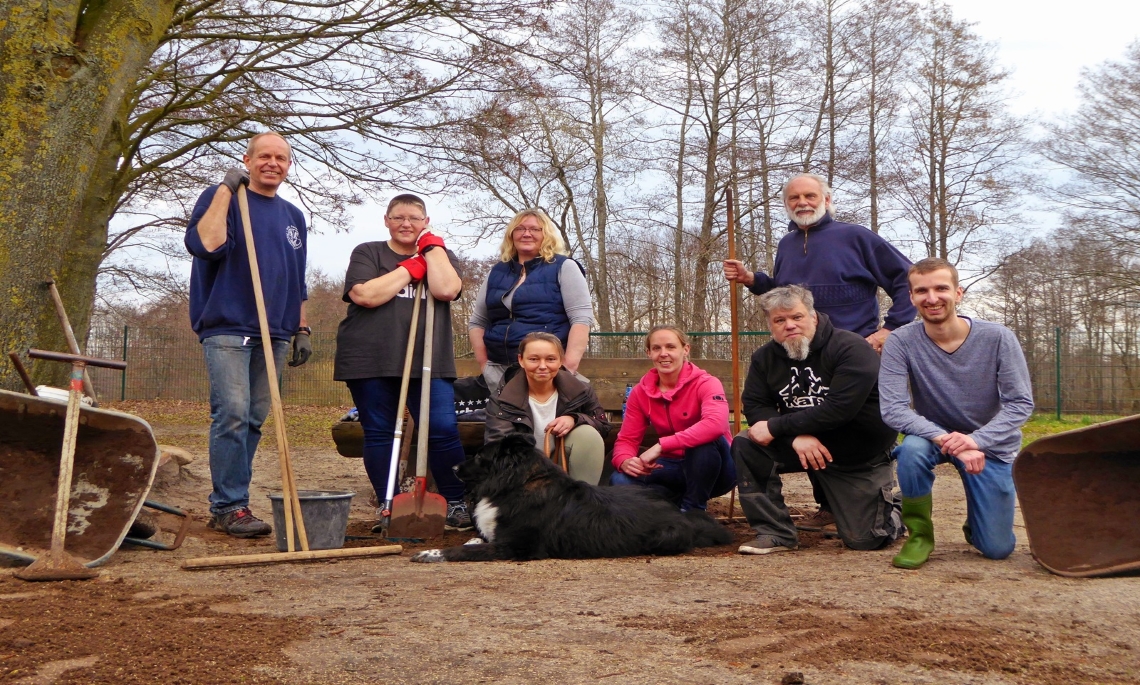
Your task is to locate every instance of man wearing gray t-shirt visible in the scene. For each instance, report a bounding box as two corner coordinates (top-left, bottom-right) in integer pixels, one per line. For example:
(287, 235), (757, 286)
(879, 258), (1034, 569)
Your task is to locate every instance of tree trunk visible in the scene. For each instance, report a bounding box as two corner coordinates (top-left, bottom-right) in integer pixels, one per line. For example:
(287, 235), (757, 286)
(0, 0), (176, 389)
(673, 81), (693, 331)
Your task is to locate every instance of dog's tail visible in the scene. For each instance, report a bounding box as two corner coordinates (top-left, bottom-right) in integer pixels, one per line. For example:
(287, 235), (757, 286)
(685, 510), (734, 547)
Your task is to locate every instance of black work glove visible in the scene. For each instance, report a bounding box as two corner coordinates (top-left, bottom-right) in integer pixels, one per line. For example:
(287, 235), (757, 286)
(288, 332), (312, 367)
(221, 168), (249, 194)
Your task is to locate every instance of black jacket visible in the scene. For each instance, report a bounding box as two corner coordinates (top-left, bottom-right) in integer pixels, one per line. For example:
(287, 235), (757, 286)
(484, 366), (612, 445)
(742, 313), (896, 461)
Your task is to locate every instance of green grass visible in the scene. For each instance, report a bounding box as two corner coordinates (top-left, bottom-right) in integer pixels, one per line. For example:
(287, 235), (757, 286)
(1021, 413), (1124, 446)
(106, 399), (351, 451)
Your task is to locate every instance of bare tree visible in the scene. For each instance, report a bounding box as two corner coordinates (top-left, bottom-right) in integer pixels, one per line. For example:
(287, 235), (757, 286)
(651, 0), (766, 334)
(886, 3), (1026, 269)
(845, 0), (919, 234)
(0, 0), (543, 389)
(1041, 41), (1140, 293)
(731, 0), (804, 330)
(425, 0), (645, 332)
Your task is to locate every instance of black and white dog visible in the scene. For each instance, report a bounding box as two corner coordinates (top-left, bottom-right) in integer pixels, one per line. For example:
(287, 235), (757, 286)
(410, 434), (733, 562)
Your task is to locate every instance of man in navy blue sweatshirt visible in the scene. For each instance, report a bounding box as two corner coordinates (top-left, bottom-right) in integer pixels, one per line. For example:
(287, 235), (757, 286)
(185, 132), (310, 538)
(724, 173), (916, 533)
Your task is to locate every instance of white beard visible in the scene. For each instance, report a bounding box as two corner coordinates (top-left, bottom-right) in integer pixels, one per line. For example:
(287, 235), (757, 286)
(787, 202), (827, 228)
(780, 336), (811, 361)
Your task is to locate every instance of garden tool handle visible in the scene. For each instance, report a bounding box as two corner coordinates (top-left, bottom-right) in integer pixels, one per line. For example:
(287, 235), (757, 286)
(27, 348), (127, 371)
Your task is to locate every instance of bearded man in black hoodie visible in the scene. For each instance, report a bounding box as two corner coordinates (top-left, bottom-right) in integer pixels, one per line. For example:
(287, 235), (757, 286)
(732, 285), (903, 555)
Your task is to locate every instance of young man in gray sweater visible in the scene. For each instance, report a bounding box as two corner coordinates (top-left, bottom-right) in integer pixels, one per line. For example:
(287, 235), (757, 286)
(879, 258), (1034, 569)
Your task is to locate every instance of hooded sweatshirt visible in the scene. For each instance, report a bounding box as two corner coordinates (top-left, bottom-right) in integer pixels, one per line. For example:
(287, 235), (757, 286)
(611, 361), (733, 469)
(742, 313), (897, 463)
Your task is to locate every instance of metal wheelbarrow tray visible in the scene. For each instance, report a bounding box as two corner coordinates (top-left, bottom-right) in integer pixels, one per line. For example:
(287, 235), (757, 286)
(0, 389), (160, 568)
(1014, 414), (1140, 577)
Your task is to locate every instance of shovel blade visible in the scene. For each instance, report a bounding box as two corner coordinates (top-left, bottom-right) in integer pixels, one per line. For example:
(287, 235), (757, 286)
(387, 478), (446, 539)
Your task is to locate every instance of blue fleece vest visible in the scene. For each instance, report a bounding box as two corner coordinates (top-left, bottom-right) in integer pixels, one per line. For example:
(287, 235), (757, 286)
(483, 255), (571, 364)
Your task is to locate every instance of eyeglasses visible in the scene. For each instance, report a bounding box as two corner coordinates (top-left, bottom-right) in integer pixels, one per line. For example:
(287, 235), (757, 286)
(513, 226), (543, 234)
(388, 215), (426, 224)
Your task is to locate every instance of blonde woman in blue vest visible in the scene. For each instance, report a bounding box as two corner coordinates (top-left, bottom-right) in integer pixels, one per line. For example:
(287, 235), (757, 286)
(468, 209), (594, 389)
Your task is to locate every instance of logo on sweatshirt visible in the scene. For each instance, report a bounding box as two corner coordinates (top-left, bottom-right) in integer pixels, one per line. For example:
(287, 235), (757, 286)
(286, 225), (302, 249)
(779, 366), (829, 409)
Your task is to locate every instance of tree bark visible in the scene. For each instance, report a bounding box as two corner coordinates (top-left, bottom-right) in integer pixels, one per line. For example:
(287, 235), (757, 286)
(0, 0), (176, 389)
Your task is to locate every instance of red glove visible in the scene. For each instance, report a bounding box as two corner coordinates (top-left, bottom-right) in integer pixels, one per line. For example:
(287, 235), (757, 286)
(399, 255), (427, 282)
(417, 231), (446, 255)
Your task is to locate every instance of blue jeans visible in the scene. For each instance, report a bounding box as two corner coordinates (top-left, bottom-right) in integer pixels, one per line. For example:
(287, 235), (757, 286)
(610, 437), (736, 511)
(347, 377), (466, 503)
(203, 335), (289, 516)
(894, 435), (1017, 560)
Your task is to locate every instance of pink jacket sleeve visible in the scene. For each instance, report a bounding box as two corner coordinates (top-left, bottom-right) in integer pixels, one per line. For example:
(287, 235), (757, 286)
(611, 384), (650, 468)
(657, 375), (730, 454)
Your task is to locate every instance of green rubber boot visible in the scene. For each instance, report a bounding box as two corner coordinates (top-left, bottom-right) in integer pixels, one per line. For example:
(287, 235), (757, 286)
(892, 494), (935, 569)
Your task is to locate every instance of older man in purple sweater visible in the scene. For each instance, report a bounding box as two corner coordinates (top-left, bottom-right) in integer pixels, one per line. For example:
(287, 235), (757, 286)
(724, 174), (915, 349)
(879, 258), (1033, 569)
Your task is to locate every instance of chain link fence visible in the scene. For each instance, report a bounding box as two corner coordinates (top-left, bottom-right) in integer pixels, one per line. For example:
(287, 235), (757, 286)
(82, 324), (1139, 413)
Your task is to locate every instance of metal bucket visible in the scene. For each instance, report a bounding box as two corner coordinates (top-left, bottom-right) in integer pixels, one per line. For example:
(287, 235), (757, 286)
(267, 490), (355, 552)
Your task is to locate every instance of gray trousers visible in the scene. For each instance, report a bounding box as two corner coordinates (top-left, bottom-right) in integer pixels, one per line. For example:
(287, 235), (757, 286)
(731, 432), (902, 550)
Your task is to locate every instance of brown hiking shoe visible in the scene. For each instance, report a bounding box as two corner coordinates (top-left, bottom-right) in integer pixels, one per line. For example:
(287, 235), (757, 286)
(208, 507), (272, 538)
(796, 508), (840, 538)
(795, 508), (834, 531)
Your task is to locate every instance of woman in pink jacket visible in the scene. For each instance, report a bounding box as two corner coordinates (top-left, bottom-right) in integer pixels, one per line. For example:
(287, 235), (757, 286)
(610, 326), (736, 511)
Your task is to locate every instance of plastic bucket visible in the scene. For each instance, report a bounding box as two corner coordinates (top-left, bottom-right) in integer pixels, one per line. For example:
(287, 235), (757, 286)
(267, 490), (355, 552)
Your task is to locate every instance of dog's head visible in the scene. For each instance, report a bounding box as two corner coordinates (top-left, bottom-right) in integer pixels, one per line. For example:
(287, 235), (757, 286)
(455, 434), (551, 496)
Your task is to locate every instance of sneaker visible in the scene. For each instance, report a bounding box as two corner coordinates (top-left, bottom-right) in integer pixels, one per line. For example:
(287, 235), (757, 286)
(445, 501), (473, 531)
(208, 507), (271, 538)
(738, 536), (798, 555)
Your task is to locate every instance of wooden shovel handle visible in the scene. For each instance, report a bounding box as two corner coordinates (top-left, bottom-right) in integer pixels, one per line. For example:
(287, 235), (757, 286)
(236, 185), (308, 551)
(543, 431), (569, 473)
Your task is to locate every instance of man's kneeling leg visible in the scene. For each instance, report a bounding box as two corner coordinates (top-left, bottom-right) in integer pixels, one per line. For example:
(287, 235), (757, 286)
(815, 453), (902, 551)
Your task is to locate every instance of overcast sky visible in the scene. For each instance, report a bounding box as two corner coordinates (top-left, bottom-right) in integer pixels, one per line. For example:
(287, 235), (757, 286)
(949, 0), (1139, 116)
(296, 0), (1140, 279)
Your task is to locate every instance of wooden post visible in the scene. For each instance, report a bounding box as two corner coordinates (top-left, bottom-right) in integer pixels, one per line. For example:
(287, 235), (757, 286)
(726, 186), (740, 523)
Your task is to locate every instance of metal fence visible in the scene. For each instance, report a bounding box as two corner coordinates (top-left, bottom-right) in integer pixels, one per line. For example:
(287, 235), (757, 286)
(83, 324), (1140, 413)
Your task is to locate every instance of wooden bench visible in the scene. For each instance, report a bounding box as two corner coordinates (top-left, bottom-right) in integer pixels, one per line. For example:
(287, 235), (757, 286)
(330, 357), (745, 460)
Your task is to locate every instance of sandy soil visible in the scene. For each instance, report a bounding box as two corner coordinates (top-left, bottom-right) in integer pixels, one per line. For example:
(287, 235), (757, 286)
(2, 404), (1138, 684)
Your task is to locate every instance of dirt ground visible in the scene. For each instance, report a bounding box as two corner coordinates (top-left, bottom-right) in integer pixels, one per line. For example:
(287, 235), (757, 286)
(2, 402), (1138, 684)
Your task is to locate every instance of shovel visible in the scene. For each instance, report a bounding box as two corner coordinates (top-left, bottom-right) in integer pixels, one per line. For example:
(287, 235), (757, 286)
(387, 286), (447, 539)
(15, 349), (126, 581)
(376, 281), (423, 534)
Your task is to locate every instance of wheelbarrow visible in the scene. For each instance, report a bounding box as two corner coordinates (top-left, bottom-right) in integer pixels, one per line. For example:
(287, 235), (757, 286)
(1014, 414), (1140, 577)
(0, 385), (161, 568)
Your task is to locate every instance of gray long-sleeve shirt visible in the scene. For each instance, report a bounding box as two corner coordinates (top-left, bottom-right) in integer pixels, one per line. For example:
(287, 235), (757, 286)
(878, 317), (1034, 463)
